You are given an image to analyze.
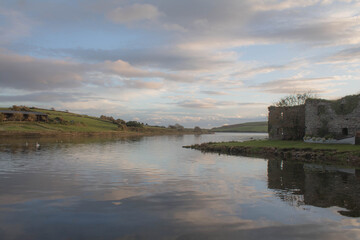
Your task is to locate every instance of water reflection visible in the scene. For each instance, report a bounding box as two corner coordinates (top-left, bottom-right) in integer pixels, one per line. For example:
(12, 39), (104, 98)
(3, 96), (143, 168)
(0, 133), (360, 239)
(268, 160), (360, 217)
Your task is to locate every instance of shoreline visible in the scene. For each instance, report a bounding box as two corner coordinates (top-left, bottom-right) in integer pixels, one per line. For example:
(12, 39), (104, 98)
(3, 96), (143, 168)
(184, 141), (360, 167)
(0, 130), (211, 139)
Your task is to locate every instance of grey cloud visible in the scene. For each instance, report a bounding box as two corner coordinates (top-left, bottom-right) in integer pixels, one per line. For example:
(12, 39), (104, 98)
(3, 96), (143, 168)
(3, 0), (359, 47)
(0, 50), (193, 92)
(233, 60), (307, 78)
(324, 46), (360, 63)
(0, 8), (32, 44)
(106, 4), (160, 24)
(123, 80), (164, 89)
(253, 21), (357, 44)
(0, 92), (97, 103)
(237, 102), (268, 107)
(0, 51), (85, 90)
(201, 91), (229, 96)
(35, 47), (236, 72)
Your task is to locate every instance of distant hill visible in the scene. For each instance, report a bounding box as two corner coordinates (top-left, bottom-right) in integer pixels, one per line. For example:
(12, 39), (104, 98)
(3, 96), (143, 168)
(211, 121), (268, 133)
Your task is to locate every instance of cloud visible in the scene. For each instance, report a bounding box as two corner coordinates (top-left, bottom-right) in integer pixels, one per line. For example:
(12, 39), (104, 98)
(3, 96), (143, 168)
(0, 50), (193, 92)
(0, 50), (84, 90)
(123, 80), (163, 89)
(0, 92), (95, 103)
(37, 46), (238, 72)
(232, 60), (308, 78)
(253, 76), (345, 94)
(201, 91), (230, 96)
(107, 4), (160, 24)
(323, 46), (360, 63)
(176, 99), (237, 109)
(0, 8), (33, 44)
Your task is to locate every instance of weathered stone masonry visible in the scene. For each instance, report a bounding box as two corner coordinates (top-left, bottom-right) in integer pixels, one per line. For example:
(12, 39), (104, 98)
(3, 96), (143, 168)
(268, 94), (360, 140)
(268, 105), (305, 140)
(305, 96), (360, 139)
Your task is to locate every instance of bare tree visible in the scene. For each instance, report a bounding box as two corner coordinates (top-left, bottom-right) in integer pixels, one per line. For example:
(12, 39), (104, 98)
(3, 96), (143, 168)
(275, 92), (317, 107)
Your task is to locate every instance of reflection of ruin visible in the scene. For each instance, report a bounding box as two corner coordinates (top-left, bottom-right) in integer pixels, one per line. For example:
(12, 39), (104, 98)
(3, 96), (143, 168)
(267, 159), (360, 217)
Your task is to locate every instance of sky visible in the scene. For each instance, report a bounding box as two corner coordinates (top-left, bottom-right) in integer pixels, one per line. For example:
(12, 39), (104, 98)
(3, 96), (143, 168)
(1, 0), (360, 128)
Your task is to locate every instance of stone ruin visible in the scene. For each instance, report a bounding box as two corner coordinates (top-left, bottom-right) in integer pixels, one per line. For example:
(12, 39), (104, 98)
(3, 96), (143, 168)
(268, 94), (360, 141)
(268, 105), (305, 140)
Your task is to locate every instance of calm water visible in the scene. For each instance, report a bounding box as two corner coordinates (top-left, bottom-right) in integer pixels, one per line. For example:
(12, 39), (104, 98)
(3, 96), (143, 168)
(1, 133), (360, 240)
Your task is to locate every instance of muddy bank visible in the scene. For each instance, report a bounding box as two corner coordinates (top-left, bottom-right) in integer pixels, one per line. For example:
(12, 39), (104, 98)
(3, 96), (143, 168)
(184, 143), (360, 167)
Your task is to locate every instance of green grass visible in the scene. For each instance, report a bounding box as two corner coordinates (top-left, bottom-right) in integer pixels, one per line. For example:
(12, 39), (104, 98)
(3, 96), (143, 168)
(211, 140), (360, 152)
(0, 108), (121, 132)
(212, 121), (267, 133)
(0, 107), (206, 134)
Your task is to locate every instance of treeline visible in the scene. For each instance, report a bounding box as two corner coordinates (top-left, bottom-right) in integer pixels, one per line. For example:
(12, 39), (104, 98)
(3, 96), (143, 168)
(11, 105), (33, 111)
(100, 115), (144, 129)
(0, 105), (39, 122)
(0, 112), (39, 122)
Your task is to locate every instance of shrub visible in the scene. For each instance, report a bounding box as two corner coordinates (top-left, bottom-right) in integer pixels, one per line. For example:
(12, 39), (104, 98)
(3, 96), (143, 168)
(275, 92), (316, 107)
(126, 121), (143, 128)
(27, 114), (37, 122)
(194, 126), (202, 133)
(100, 115), (115, 122)
(0, 113), (4, 122)
(11, 105), (31, 111)
(11, 105), (21, 111)
(115, 119), (126, 125)
(117, 124), (127, 131)
(174, 123), (184, 131)
(12, 113), (24, 121)
(54, 117), (67, 124)
(331, 95), (359, 115)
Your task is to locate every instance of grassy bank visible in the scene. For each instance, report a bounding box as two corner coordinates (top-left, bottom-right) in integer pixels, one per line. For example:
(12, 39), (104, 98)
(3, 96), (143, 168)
(184, 140), (360, 167)
(211, 121), (267, 133)
(0, 108), (209, 137)
(209, 140), (360, 151)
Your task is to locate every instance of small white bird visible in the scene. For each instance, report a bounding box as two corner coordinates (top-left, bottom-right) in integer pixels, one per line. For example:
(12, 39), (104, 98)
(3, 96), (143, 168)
(25, 142), (28, 147)
(36, 142), (40, 148)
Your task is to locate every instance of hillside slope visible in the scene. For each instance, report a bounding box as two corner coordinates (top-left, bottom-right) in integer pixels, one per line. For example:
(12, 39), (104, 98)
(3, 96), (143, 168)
(212, 121), (268, 133)
(0, 108), (119, 132)
(0, 107), (204, 136)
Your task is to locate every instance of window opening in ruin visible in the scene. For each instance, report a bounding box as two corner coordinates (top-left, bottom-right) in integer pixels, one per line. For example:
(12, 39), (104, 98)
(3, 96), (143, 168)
(342, 128), (348, 136)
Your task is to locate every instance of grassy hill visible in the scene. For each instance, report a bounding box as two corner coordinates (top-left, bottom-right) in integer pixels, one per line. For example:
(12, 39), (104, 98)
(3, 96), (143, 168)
(212, 121), (268, 133)
(0, 108), (118, 132)
(0, 107), (205, 136)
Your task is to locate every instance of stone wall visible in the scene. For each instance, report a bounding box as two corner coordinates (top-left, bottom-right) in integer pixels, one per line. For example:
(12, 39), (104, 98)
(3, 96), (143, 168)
(305, 95), (360, 139)
(268, 105), (305, 140)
